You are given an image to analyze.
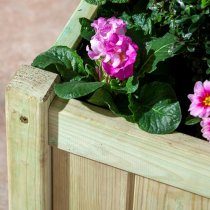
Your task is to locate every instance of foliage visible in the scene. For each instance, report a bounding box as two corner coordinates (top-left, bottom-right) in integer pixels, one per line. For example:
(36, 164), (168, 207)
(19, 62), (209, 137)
(84, 0), (128, 5)
(32, 0), (210, 137)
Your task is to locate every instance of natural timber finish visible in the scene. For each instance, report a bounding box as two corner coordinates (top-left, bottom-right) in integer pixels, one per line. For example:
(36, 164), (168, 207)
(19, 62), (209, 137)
(53, 148), (133, 210)
(52, 148), (70, 210)
(49, 98), (210, 199)
(54, 0), (97, 49)
(133, 176), (210, 210)
(6, 65), (59, 210)
(52, 148), (210, 210)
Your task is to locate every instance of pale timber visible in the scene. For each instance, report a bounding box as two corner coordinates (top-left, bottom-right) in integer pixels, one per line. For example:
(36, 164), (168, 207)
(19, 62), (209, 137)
(132, 176), (210, 210)
(53, 148), (134, 210)
(54, 0), (97, 49)
(49, 98), (210, 199)
(52, 150), (210, 210)
(6, 65), (59, 210)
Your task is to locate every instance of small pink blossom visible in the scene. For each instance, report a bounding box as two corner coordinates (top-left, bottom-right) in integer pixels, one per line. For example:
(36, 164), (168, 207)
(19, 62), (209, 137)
(188, 80), (210, 118)
(200, 118), (210, 142)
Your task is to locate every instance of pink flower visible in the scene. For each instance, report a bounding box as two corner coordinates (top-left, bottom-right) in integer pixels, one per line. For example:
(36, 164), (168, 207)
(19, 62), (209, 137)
(87, 35), (106, 60)
(86, 17), (138, 80)
(91, 17), (126, 39)
(188, 80), (210, 118)
(87, 17), (127, 60)
(200, 118), (210, 142)
(102, 34), (138, 80)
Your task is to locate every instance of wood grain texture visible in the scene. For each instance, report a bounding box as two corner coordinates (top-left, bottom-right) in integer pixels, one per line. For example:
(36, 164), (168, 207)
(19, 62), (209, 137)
(52, 147), (133, 210)
(6, 65), (59, 210)
(52, 147), (70, 210)
(132, 176), (210, 210)
(54, 0), (97, 49)
(49, 98), (210, 199)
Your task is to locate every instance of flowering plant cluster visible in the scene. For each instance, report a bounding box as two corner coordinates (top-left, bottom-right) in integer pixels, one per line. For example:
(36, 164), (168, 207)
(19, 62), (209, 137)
(32, 0), (210, 140)
(87, 17), (138, 80)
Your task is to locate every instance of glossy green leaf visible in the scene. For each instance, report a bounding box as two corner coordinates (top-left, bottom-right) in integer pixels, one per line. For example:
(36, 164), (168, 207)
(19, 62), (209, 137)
(85, 0), (128, 5)
(55, 81), (105, 99)
(88, 88), (134, 121)
(32, 46), (85, 81)
(185, 115), (201, 126)
(129, 82), (181, 134)
(139, 33), (178, 76)
(138, 100), (182, 134)
(79, 18), (95, 41)
(126, 77), (139, 93)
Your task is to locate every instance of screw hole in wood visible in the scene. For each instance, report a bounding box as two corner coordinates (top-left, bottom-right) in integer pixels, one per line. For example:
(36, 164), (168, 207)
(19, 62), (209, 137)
(20, 116), (28, 124)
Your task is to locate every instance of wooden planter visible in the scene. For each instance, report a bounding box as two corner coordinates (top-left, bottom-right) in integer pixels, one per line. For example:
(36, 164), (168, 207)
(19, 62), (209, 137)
(6, 1), (210, 210)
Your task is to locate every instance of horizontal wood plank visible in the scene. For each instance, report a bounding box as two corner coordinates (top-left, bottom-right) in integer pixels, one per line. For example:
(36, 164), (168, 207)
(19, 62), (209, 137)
(49, 98), (210, 198)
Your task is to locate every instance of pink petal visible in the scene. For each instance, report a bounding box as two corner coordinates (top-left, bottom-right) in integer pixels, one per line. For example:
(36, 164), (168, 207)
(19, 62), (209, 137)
(203, 80), (210, 92)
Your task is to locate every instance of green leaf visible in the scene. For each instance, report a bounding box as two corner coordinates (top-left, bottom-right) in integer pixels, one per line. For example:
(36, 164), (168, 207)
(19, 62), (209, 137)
(88, 88), (134, 121)
(126, 77), (139, 93)
(32, 46), (85, 81)
(201, 0), (210, 8)
(139, 33), (178, 77)
(110, 79), (127, 93)
(185, 115), (201, 126)
(84, 0), (128, 5)
(188, 15), (205, 34)
(85, 64), (98, 81)
(132, 14), (152, 35)
(110, 0), (128, 3)
(205, 41), (210, 54)
(206, 67), (210, 75)
(139, 100), (182, 134)
(120, 12), (152, 35)
(85, 0), (106, 5)
(55, 81), (105, 99)
(120, 12), (134, 29)
(139, 33), (179, 77)
(207, 59), (210, 68)
(109, 77), (139, 94)
(129, 82), (182, 134)
(79, 18), (95, 41)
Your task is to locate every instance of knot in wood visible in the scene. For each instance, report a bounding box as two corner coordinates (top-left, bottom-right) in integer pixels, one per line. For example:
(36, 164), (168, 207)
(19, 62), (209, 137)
(20, 116), (28, 124)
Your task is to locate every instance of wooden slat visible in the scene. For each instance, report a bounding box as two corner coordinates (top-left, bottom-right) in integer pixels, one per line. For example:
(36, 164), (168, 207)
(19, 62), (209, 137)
(52, 148), (70, 210)
(52, 148), (132, 210)
(6, 65), (59, 210)
(132, 176), (210, 210)
(54, 0), (98, 49)
(49, 98), (210, 198)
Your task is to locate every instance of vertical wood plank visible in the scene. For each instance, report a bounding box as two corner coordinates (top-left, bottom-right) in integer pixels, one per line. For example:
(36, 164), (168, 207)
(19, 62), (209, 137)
(69, 154), (128, 210)
(132, 176), (210, 210)
(52, 148), (70, 210)
(52, 148), (134, 210)
(6, 65), (59, 210)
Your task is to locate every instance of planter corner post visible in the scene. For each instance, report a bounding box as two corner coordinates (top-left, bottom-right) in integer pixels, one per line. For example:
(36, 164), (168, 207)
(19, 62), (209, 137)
(5, 65), (59, 210)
